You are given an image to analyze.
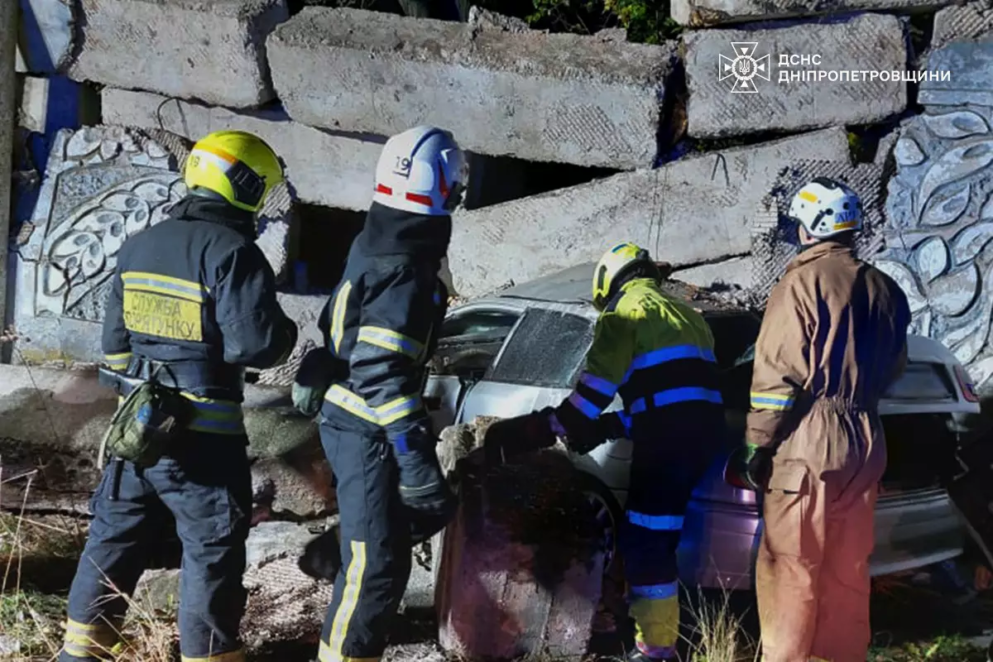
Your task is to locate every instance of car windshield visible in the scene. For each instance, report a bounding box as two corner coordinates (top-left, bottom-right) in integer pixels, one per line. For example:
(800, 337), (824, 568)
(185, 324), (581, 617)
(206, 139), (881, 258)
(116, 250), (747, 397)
(486, 308), (595, 389)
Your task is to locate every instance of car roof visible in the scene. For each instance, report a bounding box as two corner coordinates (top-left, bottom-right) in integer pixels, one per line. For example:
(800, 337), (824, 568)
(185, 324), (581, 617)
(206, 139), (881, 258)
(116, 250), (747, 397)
(494, 263), (742, 315)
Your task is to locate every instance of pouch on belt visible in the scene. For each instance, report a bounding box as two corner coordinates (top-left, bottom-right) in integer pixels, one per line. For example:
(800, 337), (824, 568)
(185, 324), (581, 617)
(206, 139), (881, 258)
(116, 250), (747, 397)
(98, 366), (193, 469)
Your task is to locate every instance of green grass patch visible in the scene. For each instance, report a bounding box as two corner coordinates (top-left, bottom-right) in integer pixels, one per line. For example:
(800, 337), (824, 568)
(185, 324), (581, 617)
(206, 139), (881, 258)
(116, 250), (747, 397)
(869, 634), (988, 661)
(0, 588), (68, 657)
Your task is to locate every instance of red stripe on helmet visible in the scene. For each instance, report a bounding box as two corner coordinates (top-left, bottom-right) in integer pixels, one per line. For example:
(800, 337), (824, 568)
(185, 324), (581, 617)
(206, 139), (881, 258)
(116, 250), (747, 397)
(406, 193), (433, 207)
(438, 160), (450, 198)
(375, 183), (393, 195)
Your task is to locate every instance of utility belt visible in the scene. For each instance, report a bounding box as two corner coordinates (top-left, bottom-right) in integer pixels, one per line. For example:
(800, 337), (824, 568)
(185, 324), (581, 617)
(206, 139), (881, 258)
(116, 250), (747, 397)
(98, 358), (247, 475)
(101, 356), (246, 401)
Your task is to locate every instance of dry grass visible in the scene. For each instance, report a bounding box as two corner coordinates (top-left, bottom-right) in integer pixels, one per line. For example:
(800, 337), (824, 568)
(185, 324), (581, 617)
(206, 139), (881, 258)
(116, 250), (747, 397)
(682, 586), (760, 662)
(0, 467), (180, 662)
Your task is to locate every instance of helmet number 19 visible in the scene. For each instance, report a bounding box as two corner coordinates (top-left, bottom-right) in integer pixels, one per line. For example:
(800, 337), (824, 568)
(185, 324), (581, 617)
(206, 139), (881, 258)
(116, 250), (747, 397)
(393, 156), (412, 178)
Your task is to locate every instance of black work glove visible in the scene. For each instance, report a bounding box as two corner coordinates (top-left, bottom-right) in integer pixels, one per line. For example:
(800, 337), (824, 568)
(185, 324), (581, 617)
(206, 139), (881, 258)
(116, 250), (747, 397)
(291, 348), (342, 417)
(596, 412), (629, 442)
(728, 443), (775, 492)
(298, 525), (342, 581)
(393, 424), (458, 527)
(483, 408), (558, 466)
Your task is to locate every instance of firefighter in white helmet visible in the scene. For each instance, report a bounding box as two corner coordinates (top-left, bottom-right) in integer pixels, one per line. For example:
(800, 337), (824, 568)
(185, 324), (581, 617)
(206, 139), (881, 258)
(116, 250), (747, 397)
(293, 126), (466, 662)
(732, 177), (910, 661)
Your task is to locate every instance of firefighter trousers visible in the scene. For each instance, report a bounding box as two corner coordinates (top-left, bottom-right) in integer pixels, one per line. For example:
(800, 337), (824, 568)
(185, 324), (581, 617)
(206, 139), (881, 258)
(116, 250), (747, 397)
(620, 435), (716, 660)
(60, 436), (252, 662)
(756, 401), (886, 662)
(318, 422), (412, 662)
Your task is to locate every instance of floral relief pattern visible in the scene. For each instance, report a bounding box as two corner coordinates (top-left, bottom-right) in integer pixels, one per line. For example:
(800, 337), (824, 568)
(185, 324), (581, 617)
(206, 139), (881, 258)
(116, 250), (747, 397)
(879, 108), (993, 390)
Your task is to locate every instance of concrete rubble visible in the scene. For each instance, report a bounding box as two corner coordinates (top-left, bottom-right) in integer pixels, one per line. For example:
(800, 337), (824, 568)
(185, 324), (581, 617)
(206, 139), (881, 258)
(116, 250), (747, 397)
(267, 7), (676, 169)
(0, 364), (331, 520)
(17, 76), (100, 135)
(931, 0), (993, 52)
(434, 417), (605, 658)
(68, 0), (289, 108)
(672, 0), (953, 27)
(100, 88), (384, 212)
(448, 127), (850, 298)
(684, 14), (908, 139)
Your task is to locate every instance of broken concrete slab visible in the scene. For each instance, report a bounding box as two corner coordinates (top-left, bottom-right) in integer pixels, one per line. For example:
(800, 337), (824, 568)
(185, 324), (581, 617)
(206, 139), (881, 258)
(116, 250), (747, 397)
(672, 0), (954, 27)
(932, 1), (993, 52)
(0, 364), (331, 519)
(17, 75), (100, 134)
(436, 447), (604, 658)
(684, 14), (908, 139)
(919, 41), (993, 108)
(448, 127), (850, 299)
(268, 7), (675, 169)
(100, 88), (385, 212)
(751, 159), (887, 302)
(68, 0), (289, 108)
(256, 293), (326, 388)
(673, 257), (754, 290)
(11, 125), (295, 365)
(16, 0), (75, 74)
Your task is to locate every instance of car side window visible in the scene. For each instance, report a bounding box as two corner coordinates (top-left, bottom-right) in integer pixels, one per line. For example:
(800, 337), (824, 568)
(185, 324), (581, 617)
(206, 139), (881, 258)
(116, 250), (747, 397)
(428, 309), (521, 379)
(486, 308), (595, 389)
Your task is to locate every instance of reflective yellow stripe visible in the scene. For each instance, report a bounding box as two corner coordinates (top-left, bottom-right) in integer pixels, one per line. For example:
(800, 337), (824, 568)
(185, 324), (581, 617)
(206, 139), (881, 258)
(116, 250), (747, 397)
(104, 352), (132, 370)
(357, 326), (424, 359)
(799, 190), (819, 202)
(324, 385), (421, 426)
(115, 392), (245, 435)
(181, 650), (245, 662)
(331, 281), (352, 353)
(328, 541), (368, 659)
(749, 391), (795, 411)
(63, 618), (118, 659)
(121, 271), (206, 303)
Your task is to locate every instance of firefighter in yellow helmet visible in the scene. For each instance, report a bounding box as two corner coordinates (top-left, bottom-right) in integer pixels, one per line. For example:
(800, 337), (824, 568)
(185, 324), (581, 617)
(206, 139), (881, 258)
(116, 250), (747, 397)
(486, 243), (727, 661)
(60, 131), (298, 662)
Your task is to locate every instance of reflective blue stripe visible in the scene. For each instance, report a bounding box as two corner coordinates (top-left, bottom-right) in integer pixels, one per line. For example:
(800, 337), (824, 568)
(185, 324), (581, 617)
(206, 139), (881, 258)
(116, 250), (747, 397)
(568, 392), (603, 419)
(630, 581), (679, 600)
(630, 344), (716, 370)
(188, 417), (245, 434)
(549, 412), (567, 436)
(629, 387), (723, 414)
(617, 411), (631, 434)
(579, 372), (618, 398)
(628, 512), (684, 530)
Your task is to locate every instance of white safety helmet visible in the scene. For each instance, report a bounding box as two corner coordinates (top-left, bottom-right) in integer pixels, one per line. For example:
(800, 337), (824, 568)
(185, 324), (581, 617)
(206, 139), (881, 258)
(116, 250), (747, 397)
(372, 126), (467, 216)
(787, 177), (863, 240)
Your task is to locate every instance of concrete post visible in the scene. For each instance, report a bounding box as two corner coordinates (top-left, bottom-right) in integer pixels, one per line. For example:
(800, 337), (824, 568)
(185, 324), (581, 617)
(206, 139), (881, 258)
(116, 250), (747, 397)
(0, 0), (17, 339)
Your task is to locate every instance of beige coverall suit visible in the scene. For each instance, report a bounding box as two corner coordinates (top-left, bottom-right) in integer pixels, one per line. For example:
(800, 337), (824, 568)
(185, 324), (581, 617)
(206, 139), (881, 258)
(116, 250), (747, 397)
(748, 241), (911, 662)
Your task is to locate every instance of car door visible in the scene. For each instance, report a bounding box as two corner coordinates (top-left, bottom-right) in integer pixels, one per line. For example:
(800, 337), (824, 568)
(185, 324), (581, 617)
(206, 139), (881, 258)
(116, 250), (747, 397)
(423, 305), (522, 434)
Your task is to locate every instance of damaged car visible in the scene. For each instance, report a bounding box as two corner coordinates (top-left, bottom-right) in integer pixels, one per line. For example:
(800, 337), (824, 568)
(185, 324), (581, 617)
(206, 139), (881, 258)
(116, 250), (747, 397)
(424, 264), (986, 590)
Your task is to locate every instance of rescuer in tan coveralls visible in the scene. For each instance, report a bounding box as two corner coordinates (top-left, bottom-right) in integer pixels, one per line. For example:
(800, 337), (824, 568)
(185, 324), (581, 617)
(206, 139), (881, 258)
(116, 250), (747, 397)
(734, 178), (911, 662)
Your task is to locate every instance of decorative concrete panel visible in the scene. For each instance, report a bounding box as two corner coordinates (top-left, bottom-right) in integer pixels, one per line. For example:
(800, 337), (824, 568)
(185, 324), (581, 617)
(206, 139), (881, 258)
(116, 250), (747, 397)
(880, 106), (993, 390)
(11, 125), (294, 365)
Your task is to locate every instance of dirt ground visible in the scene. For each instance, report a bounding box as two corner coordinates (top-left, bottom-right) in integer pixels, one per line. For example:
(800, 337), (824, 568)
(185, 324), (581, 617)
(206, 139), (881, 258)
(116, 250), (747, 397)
(4, 512), (993, 661)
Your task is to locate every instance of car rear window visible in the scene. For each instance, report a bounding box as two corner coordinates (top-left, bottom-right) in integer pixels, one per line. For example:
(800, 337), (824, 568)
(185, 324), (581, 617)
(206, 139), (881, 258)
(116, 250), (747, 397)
(884, 363), (956, 401)
(486, 308), (594, 388)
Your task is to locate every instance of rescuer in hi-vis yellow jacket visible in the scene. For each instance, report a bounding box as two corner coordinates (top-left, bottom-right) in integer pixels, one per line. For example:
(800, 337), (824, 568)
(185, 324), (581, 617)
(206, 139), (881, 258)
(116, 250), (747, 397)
(733, 178), (910, 662)
(486, 243), (727, 661)
(60, 131), (297, 662)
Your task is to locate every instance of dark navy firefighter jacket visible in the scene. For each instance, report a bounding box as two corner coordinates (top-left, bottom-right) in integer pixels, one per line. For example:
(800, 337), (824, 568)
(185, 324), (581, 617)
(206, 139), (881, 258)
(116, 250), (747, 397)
(102, 197), (298, 436)
(319, 203), (450, 441)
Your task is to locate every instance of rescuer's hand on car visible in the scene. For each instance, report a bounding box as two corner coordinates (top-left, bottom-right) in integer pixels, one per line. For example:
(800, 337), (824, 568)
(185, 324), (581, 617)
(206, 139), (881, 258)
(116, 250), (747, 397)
(483, 408), (558, 466)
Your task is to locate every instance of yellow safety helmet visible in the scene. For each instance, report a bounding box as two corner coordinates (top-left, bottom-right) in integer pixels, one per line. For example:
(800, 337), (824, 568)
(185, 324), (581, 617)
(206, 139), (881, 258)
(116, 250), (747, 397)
(183, 130), (284, 213)
(592, 242), (655, 311)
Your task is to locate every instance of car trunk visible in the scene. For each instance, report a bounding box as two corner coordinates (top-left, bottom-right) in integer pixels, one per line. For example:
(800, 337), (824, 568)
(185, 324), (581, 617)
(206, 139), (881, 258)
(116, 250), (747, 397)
(879, 412), (959, 496)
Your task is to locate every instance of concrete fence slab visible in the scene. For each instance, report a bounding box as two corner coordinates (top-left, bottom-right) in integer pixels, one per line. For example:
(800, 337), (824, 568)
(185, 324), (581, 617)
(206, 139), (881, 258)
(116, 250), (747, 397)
(267, 7), (675, 170)
(672, 0), (953, 28)
(684, 14), (908, 139)
(448, 127), (850, 299)
(101, 87), (384, 212)
(68, 0), (289, 108)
